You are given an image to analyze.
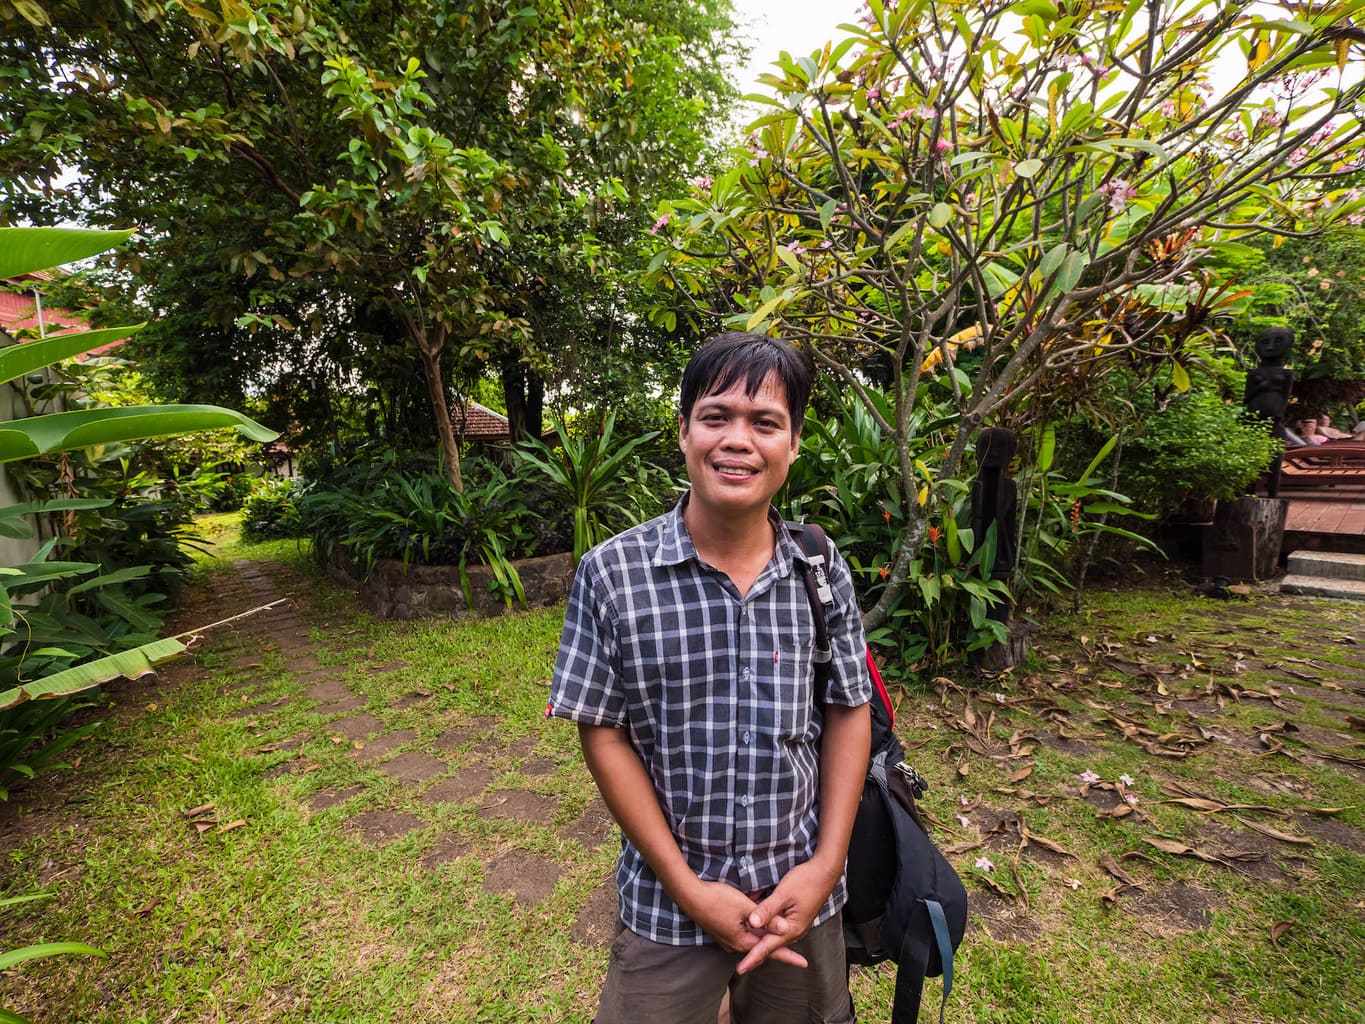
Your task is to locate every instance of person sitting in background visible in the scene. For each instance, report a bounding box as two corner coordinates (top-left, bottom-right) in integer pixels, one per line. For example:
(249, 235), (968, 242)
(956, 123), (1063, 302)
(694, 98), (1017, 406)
(1295, 418), (1328, 444)
(1316, 414), (1352, 440)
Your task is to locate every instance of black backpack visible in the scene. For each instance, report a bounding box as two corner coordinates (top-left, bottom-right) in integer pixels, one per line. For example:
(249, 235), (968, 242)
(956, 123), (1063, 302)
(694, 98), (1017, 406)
(789, 521), (969, 1024)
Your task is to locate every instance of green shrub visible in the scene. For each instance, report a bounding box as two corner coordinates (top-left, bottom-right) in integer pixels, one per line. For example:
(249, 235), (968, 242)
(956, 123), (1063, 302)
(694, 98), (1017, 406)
(1119, 387), (1279, 516)
(241, 477), (307, 541)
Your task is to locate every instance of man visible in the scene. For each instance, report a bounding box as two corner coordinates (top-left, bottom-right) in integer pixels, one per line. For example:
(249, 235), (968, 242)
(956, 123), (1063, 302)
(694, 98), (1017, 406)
(549, 331), (873, 1023)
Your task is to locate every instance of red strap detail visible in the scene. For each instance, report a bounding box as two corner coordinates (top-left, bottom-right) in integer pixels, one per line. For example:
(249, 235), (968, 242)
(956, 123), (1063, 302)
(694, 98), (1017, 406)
(865, 649), (894, 728)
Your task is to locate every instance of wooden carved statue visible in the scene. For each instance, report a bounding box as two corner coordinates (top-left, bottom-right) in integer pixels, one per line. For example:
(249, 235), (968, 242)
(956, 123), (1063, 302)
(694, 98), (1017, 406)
(1243, 326), (1295, 497)
(970, 427), (1019, 621)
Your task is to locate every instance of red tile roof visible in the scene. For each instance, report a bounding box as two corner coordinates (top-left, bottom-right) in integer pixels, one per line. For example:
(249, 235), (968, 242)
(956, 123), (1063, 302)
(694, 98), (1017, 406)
(0, 277), (131, 357)
(450, 400), (512, 440)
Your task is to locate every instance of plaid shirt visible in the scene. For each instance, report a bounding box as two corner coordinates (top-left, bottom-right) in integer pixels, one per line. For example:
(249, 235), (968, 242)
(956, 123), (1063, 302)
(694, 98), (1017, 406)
(549, 498), (871, 946)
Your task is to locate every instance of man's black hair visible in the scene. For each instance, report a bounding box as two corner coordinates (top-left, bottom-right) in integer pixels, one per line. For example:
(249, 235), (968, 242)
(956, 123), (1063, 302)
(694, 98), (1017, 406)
(679, 331), (813, 430)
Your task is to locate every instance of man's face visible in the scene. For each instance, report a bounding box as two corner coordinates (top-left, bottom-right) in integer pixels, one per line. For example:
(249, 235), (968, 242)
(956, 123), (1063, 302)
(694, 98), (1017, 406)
(679, 370), (800, 522)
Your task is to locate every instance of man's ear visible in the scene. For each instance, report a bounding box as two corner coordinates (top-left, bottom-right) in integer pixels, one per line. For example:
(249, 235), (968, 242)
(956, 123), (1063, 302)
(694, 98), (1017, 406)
(678, 413), (689, 451)
(788, 427), (801, 463)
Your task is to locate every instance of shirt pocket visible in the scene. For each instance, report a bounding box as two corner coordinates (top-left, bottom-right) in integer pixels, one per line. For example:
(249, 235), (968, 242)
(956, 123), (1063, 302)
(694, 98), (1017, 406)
(775, 634), (816, 742)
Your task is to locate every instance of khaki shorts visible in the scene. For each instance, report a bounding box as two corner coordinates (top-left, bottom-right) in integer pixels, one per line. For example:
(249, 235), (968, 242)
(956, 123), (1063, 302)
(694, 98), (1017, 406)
(594, 914), (855, 1024)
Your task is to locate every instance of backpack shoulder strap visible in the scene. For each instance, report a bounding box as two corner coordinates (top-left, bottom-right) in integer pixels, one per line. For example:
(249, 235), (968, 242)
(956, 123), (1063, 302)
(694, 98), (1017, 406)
(786, 521), (834, 682)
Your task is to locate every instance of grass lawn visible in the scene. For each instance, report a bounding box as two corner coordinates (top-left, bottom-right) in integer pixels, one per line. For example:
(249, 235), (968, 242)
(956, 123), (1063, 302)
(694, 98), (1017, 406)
(2, 517), (1362, 1023)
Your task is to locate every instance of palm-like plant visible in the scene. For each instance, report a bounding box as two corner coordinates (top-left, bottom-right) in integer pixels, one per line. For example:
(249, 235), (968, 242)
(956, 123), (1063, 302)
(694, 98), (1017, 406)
(516, 412), (660, 564)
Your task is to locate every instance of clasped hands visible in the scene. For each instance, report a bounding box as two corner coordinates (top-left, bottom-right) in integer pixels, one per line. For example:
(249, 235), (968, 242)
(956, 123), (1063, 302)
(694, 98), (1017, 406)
(679, 859), (839, 974)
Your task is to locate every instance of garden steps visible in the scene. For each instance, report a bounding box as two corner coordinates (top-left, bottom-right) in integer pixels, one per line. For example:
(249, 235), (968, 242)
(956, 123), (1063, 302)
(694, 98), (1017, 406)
(1279, 550), (1365, 601)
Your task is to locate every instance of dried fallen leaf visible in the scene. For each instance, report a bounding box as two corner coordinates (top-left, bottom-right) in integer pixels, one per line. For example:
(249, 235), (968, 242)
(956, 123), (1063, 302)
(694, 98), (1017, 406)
(1270, 920), (1296, 947)
(1304, 806), (1348, 817)
(1100, 852), (1139, 887)
(217, 819), (247, 834)
(193, 821), (215, 834)
(1233, 815), (1315, 846)
(941, 840), (987, 856)
(1158, 797), (1227, 813)
(183, 802), (215, 818)
(1008, 765), (1034, 784)
(181, 754), (202, 764)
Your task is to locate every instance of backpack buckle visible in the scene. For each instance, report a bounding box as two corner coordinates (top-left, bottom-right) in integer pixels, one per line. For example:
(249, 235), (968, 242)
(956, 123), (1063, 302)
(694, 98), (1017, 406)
(894, 761), (929, 798)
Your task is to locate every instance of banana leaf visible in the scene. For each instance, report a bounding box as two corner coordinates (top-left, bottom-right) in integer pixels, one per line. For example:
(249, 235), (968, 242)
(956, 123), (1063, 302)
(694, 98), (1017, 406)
(0, 226), (134, 278)
(0, 325), (145, 386)
(0, 405), (277, 463)
(0, 636), (186, 711)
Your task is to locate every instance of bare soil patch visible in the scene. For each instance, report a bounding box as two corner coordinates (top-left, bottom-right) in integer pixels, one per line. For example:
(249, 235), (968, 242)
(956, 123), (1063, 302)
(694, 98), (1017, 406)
(560, 800), (617, 850)
(421, 767), (494, 805)
(331, 713), (386, 740)
(476, 789), (559, 824)
(378, 751), (447, 782)
(971, 892), (1041, 944)
(571, 878), (620, 947)
(480, 849), (562, 907)
(420, 834), (471, 869)
(345, 808), (424, 843)
(315, 696), (368, 716)
(390, 691), (433, 709)
(351, 729), (418, 763)
(1128, 880), (1220, 935)
(308, 785), (365, 811)
(519, 756), (559, 777)
(305, 679), (354, 702)
(433, 717), (498, 749)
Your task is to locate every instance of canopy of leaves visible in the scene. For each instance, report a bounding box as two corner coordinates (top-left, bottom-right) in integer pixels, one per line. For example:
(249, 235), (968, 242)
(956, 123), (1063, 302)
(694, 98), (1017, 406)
(0, 0), (741, 446)
(644, 0), (1365, 626)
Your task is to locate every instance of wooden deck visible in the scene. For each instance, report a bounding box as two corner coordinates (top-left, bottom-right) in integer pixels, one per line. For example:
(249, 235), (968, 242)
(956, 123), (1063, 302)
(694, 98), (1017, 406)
(1282, 496), (1365, 555)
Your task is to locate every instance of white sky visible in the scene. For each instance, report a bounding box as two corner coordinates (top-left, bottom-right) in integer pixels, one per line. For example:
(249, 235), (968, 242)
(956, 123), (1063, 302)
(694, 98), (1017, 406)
(729, 0), (864, 94)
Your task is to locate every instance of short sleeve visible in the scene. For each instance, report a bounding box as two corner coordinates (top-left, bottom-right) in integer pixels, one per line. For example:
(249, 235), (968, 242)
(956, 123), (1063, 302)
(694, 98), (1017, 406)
(548, 554), (627, 727)
(821, 543), (874, 708)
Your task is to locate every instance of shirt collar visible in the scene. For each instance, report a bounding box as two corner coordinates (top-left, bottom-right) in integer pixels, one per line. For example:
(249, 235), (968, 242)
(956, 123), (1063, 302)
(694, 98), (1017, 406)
(653, 492), (805, 577)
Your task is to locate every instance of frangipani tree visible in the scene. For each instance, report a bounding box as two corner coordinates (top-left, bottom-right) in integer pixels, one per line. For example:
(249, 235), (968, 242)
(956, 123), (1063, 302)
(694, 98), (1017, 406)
(646, 0), (1365, 628)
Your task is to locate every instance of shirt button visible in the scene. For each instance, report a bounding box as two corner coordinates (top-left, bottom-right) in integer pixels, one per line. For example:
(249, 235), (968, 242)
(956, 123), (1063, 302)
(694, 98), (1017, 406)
(742, 730), (751, 744)
(740, 855), (752, 866)
(741, 667), (751, 680)
(739, 794), (750, 807)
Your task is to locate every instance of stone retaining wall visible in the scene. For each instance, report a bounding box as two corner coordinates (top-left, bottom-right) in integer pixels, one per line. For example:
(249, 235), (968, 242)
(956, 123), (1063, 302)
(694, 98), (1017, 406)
(325, 546), (575, 620)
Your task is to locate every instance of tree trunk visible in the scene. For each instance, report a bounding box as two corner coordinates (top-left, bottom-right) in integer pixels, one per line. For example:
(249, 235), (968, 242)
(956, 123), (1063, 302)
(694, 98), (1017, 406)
(416, 325), (464, 492)
(501, 354), (545, 444)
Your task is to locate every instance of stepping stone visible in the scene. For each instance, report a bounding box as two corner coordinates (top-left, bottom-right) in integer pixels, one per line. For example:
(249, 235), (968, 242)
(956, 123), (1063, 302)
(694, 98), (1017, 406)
(227, 698), (284, 720)
(294, 668), (335, 684)
(480, 849), (562, 908)
(420, 835), (471, 870)
(560, 800), (616, 850)
(308, 785), (365, 811)
(345, 809), (424, 843)
(500, 736), (538, 762)
(306, 679), (354, 702)
(571, 879), (620, 948)
(288, 654), (323, 674)
(378, 751), (446, 783)
(351, 729), (418, 764)
(391, 691), (433, 710)
(228, 654), (268, 670)
(520, 757), (559, 777)
(331, 713), (386, 741)
(477, 789), (559, 824)
(316, 697), (367, 717)
(434, 717), (498, 749)
(421, 767), (494, 806)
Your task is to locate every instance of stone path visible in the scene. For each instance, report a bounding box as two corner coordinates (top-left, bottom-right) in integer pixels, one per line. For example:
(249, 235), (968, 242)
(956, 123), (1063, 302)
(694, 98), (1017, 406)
(197, 558), (618, 939)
